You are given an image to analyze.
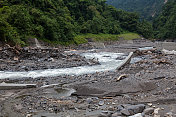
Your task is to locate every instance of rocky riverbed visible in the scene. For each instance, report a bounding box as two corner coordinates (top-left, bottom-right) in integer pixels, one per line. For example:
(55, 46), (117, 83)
(0, 46), (99, 72)
(0, 41), (176, 117)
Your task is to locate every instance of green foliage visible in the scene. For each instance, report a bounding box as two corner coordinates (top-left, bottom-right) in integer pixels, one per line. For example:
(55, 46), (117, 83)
(74, 33), (140, 44)
(74, 33), (119, 44)
(118, 33), (141, 40)
(153, 0), (176, 39)
(74, 35), (88, 45)
(136, 20), (154, 38)
(0, 0), (154, 45)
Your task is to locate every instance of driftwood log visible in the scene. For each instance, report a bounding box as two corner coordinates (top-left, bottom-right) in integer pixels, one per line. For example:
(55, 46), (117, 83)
(116, 52), (134, 70)
(0, 82), (36, 90)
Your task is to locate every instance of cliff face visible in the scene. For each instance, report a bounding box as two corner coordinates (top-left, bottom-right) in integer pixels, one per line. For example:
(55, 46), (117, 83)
(106, 0), (168, 20)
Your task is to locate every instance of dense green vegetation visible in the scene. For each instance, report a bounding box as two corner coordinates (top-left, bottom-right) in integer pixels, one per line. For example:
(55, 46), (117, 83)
(106, 0), (167, 21)
(153, 0), (176, 40)
(107, 0), (176, 40)
(0, 0), (153, 45)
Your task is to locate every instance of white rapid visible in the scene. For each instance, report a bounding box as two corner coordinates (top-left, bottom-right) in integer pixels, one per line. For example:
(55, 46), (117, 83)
(0, 52), (124, 79)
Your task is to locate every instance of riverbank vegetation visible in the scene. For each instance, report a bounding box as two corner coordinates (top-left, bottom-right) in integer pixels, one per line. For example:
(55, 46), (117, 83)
(0, 0), (153, 46)
(74, 33), (140, 45)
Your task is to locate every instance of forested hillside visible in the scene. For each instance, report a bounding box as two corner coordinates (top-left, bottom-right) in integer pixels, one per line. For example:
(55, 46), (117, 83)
(106, 0), (167, 20)
(153, 0), (176, 39)
(0, 0), (153, 45)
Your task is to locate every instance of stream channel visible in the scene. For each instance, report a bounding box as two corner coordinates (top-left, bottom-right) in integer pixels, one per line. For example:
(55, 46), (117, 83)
(0, 50), (138, 79)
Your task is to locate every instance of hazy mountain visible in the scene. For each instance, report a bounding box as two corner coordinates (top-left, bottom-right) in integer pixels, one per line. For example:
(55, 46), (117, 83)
(106, 0), (169, 20)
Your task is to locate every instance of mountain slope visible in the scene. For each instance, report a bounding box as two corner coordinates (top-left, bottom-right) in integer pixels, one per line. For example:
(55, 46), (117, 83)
(0, 0), (153, 45)
(106, 0), (168, 20)
(153, 0), (176, 39)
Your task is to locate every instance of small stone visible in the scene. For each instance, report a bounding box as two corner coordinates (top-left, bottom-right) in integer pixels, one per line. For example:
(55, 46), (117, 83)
(121, 109), (131, 116)
(99, 100), (105, 106)
(128, 104), (146, 114)
(48, 108), (53, 112)
(99, 111), (112, 117)
(14, 57), (19, 61)
(165, 112), (173, 117)
(48, 57), (54, 61)
(86, 98), (93, 104)
(108, 106), (114, 111)
(152, 106), (156, 108)
(142, 108), (154, 115)
(154, 108), (160, 114)
(147, 103), (153, 107)
(117, 105), (124, 111)
(111, 112), (122, 117)
(26, 114), (32, 117)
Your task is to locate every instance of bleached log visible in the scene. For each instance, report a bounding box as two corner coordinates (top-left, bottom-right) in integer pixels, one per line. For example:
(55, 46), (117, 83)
(116, 52), (134, 70)
(0, 82), (36, 90)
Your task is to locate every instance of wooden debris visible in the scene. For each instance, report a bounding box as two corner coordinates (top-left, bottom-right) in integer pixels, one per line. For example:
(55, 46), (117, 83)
(116, 52), (134, 70)
(5, 44), (20, 54)
(13, 57), (19, 61)
(162, 49), (176, 55)
(102, 97), (113, 99)
(0, 82), (36, 90)
(116, 74), (128, 81)
(153, 59), (171, 64)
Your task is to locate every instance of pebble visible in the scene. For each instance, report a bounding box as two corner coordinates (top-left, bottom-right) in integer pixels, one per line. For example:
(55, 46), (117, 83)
(111, 112), (122, 117)
(154, 108), (160, 114)
(121, 109), (131, 116)
(116, 105), (124, 111)
(108, 106), (114, 111)
(142, 108), (154, 115)
(147, 103), (153, 107)
(98, 100), (105, 106)
(99, 111), (112, 117)
(121, 104), (145, 116)
(86, 98), (93, 104)
(165, 112), (173, 117)
(26, 114), (32, 117)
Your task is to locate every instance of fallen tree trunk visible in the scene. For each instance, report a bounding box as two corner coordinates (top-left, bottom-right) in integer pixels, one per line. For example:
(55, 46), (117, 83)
(116, 52), (134, 70)
(162, 49), (176, 55)
(0, 82), (36, 90)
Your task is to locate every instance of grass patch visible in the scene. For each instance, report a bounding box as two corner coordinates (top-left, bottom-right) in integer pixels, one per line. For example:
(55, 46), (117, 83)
(74, 33), (140, 44)
(74, 33), (119, 44)
(39, 33), (141, 46)
(118, 33), (141, 40)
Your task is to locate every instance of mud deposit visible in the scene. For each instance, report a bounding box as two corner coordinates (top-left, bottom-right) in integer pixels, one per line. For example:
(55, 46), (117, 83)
(0, 42), (176, 117)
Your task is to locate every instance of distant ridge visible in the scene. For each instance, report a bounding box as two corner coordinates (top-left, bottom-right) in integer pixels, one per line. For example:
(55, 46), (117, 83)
(106, 0), (167, 20)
